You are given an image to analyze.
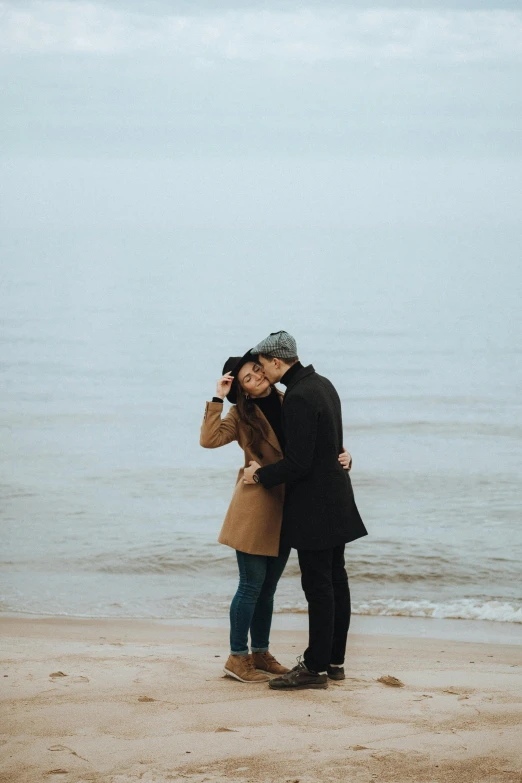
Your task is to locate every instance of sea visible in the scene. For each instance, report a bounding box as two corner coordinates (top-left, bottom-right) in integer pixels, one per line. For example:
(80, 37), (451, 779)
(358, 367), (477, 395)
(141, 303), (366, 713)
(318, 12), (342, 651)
(1, 223), (521, 629)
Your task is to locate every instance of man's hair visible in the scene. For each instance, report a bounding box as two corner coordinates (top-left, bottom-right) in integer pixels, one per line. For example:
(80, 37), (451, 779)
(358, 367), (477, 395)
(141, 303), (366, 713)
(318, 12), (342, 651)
(260, 354), (299, 365)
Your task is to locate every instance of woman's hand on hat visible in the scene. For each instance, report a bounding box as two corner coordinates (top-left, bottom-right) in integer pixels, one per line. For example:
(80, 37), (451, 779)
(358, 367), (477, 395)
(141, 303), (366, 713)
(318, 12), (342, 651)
(216, 373), (234, 400)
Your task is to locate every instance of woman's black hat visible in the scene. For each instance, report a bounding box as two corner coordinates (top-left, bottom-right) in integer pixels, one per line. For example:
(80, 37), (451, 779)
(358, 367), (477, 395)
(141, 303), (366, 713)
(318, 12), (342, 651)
(222, 350), (257, 405)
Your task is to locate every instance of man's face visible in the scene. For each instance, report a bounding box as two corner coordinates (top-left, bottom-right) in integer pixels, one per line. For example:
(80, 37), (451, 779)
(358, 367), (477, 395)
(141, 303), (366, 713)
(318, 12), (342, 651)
(258, 355), (283, 384)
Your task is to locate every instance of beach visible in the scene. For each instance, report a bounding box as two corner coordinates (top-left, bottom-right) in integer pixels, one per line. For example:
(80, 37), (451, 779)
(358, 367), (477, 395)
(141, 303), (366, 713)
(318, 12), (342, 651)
(1, 615), (521, 783)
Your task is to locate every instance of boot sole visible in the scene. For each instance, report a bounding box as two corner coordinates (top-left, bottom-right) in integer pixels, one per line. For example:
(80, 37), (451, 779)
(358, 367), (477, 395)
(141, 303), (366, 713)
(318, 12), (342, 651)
(269, 681), (328, 690)
(223, 667), (270, 683)
(328, 674), (345, 681)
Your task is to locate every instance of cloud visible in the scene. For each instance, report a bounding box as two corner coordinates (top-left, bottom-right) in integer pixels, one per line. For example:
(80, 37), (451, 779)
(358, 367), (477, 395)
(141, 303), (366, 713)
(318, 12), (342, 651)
(0, 1), (521, 63)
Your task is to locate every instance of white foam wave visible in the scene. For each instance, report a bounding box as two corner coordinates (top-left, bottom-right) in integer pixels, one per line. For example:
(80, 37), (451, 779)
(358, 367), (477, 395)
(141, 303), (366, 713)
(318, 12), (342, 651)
(276, 598), (522, 624)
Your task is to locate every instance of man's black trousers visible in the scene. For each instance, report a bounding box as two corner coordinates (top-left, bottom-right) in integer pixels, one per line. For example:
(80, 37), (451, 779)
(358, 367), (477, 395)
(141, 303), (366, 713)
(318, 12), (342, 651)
(297, 544), (351, 673)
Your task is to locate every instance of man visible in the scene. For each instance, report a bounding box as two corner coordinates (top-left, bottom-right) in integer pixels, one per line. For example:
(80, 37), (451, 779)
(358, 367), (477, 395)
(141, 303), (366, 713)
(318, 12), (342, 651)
(243, 331), (368, 690)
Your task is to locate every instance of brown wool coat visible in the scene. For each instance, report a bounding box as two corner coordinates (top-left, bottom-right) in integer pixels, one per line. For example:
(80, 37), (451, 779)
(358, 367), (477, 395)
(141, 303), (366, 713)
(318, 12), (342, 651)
(200, 395), (285, 557)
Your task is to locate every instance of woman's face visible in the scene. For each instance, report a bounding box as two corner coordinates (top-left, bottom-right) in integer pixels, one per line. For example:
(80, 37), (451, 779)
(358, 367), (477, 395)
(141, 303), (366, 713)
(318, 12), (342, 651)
(237, 361), (270, 398)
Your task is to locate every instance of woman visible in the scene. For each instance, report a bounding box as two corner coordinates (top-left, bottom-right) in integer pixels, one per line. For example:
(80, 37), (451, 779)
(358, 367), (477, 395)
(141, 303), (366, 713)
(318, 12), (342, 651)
(200, 352), (352, 683)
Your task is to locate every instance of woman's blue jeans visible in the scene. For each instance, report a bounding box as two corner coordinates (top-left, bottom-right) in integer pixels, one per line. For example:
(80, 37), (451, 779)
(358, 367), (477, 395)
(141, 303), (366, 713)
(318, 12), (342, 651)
(230, 546), (291, 655)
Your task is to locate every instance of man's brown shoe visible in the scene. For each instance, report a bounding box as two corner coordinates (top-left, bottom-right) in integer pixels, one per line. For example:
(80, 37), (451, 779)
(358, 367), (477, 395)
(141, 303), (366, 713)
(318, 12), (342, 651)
(223, 654), (270, 683)
(252, 651), (290, 675)
(269, 659), (328, 690)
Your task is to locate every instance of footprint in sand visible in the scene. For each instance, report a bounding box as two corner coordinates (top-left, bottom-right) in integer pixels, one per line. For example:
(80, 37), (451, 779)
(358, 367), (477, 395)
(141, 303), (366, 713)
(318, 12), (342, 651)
(48, 745), (89, 762)
(442, 687), (473, 697)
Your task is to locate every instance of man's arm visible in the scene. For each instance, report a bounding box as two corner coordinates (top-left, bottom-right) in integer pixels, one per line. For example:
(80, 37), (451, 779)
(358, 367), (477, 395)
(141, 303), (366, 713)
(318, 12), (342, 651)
(252, 394), (318, 489)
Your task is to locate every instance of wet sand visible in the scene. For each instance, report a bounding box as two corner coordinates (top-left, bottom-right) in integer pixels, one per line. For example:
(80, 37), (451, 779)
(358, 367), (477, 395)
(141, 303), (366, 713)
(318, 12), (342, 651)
(1, 616), (521, 783)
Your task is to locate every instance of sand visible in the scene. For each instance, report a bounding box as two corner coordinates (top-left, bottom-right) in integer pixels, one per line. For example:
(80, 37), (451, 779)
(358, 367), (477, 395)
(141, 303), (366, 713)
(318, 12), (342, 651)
(1, 616), (521, 783)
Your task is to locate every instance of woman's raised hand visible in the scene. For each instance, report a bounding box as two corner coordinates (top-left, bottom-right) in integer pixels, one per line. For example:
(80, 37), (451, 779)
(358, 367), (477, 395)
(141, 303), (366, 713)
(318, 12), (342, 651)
(338, 447), (352, 471)
(216, 372), (234, 400)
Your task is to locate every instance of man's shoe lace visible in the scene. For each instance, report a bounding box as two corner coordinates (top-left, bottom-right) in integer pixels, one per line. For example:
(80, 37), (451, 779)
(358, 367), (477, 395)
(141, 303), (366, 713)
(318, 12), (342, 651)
(290, 655), (308, 674)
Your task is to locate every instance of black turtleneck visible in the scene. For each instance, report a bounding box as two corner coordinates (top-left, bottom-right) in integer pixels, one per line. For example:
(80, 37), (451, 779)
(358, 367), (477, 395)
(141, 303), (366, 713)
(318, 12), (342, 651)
(280, 361), (304, 388)
(253, 387), (285, 451)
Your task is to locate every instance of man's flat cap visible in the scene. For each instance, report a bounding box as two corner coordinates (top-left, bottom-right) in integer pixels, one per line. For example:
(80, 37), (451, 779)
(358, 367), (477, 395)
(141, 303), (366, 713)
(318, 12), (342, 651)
(250, 330), (297, 359)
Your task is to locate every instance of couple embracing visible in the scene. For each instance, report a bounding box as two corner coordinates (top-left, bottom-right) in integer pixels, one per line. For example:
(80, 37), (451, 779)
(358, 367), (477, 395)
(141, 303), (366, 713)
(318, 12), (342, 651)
(200, 331), (367, 691)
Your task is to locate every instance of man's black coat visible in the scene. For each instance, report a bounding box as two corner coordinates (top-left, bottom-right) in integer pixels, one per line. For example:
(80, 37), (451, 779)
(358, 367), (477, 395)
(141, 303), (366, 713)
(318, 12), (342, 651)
(256, 364), (368, 551)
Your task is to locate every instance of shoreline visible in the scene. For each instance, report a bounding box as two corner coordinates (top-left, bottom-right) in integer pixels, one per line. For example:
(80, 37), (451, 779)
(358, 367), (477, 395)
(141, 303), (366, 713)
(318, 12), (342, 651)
(2, 610), (521, 646)
(1, 615), (522, 782)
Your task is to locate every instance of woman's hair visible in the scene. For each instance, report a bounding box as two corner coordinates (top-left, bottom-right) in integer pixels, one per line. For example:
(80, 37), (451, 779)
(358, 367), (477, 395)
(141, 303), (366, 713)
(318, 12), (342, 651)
(235, 386), (270, 460)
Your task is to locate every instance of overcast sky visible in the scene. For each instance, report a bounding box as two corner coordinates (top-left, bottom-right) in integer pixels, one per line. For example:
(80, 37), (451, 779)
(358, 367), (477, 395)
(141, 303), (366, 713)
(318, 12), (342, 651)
(1, 0), (521, 237)
(0, 0), (521, 367)
(1, 0), (521, 158)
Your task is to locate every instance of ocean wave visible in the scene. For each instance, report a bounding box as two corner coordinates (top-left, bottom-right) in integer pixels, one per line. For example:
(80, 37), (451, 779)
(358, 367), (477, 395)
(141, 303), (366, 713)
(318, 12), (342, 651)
(77, 546), (519, 581)
(90, 553), (234, 575)
(4, 549), (518, 587)
(276, 598), (522, 624)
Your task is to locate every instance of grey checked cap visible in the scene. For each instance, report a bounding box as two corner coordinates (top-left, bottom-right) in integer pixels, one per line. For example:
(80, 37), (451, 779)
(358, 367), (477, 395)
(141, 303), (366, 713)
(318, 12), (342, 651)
(250, 330), (297, 359)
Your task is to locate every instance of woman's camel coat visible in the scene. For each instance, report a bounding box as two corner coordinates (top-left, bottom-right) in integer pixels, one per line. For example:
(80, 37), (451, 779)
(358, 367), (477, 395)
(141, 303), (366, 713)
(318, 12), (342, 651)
(200, 396), (285, 557)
